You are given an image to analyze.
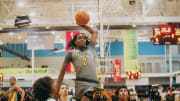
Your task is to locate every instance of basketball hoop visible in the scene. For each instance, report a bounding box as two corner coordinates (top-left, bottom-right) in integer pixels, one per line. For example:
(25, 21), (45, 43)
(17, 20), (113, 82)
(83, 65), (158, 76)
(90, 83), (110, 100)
(100, 71), (106, 74)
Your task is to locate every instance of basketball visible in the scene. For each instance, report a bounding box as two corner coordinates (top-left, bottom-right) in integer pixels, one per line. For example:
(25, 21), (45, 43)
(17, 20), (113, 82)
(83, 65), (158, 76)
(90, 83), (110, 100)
(75, 10), (90, 25)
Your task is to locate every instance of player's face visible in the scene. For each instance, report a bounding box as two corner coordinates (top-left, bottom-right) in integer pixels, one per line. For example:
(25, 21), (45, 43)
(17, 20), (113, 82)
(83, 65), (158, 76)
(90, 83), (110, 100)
(75, 34), (86, 48)
(59, 85), (68, 96)
(9, 77), (15, 85)
(119, 88), (128, 96)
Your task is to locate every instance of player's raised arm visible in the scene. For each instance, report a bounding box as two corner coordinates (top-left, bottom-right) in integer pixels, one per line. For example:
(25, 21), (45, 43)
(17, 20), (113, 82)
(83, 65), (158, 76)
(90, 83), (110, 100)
(80, 25), (97, 43)
(55, 51), (72, 100)
(56, 63), (69, 90)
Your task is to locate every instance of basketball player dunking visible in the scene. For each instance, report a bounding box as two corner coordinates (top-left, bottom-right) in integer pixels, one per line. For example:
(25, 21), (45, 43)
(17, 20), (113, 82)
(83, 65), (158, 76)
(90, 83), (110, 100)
(0, 77), (25, 101)
(55, 25), (99, 101)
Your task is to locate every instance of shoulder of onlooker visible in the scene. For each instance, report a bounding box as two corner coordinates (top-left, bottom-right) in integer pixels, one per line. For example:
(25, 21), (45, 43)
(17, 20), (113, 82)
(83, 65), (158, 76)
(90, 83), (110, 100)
(12, 85), (19, 90)
(46, 98), (56, 101)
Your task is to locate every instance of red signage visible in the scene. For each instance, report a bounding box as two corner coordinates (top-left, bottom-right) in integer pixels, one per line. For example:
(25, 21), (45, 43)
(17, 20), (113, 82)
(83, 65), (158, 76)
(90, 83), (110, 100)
(153, 26), (178, 45)
(126, 71), (141, 79)
(113, 60), (121, 82)
(66, 31), (80, 73)
(0, 73), (3, 86)
(175, 28), (180, 35)
(160, 26), (172, 34)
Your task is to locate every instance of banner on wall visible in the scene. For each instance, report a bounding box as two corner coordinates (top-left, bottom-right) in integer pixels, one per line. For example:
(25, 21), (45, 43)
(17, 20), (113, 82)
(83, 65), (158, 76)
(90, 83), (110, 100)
(123, 30), (138, 72)
(0, 68), (48, 74)
(113, 59), (121, 82)
(66, 31), (80, 73)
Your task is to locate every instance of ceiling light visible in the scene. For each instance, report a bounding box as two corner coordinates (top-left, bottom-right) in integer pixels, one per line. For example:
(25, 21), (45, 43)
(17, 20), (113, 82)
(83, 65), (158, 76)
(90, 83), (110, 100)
(17, 36), (22, 40)
(29, 12), (36, 17)
(147, 0), (153, 4)
(46, 27), (50, 29)
(132, 24), (136, 27)
(9, 32), (14, 36)
(129, 0), (136, 5)
(51, 31), (55, 34)
(17, 2), (24, 7)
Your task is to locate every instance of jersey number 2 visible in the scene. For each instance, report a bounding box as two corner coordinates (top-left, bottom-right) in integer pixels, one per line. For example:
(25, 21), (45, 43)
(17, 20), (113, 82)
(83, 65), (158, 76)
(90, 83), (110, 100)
(82, 57), (87, 66)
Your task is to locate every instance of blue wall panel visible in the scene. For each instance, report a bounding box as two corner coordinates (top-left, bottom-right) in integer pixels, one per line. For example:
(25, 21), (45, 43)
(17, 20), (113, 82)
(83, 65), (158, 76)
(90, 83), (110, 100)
(138, 42), (165, 55)
(110, 42), (123, 56)
(2, 42), (165, 57)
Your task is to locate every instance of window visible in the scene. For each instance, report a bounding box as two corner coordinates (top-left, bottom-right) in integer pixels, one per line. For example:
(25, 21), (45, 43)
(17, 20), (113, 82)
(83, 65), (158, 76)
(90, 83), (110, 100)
(146, 63), (152, 73)
(155, 63), (161, 73)
(140, 63), (145, 73)
(177, 46), (180, 54)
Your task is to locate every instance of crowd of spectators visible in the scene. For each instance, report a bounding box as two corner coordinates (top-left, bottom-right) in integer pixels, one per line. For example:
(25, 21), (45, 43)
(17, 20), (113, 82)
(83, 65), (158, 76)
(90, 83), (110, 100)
(0, 84), (180, 101)
(134, 86), (180, 101)
(0, 87), (74, 101)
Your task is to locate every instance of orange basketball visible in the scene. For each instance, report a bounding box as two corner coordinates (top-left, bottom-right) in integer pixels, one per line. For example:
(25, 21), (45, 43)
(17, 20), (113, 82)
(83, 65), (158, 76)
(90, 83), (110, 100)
(75, 10), (90, 25)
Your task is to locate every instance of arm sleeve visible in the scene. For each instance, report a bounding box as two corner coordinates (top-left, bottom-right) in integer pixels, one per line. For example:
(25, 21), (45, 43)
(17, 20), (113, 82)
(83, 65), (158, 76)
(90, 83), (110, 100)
(89, 41), (96, 47)
(64, 51), (72, 63)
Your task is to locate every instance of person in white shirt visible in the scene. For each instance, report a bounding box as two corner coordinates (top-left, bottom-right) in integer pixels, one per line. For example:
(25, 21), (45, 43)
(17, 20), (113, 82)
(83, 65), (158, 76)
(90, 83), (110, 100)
(59, 85), (70, 101)
(158, 85), (163, 96)
(129, 89), (137, 101)
(161, 89), (167, 101)
(173, 88), (180, 101)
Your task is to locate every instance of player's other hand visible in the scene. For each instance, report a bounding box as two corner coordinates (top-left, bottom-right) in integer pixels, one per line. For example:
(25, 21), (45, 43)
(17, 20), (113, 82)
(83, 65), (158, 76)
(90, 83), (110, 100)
(53, 90), (60, 101)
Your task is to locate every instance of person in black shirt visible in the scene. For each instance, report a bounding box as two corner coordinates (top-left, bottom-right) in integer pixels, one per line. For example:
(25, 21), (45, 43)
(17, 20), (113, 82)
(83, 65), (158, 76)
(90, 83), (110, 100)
(144, 87), (150, 101)
(137, 87), (143, 101)
(154, 89), (160, 101)
(111, 88), (117, 101)
(150, 86), (156, 101)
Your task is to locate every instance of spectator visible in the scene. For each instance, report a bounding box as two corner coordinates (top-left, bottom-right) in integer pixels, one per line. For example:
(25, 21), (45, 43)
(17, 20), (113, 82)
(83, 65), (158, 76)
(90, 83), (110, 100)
(0, 95), (6, 101)
(141, 88), (146, 101)
(161, 89), (167, 101)
(116, 86), (129, 101)
(137, 87), (143, 101)
(32, 76), (56, 101)
(59, 85), (71, 101)
(158, 85), (163, 95)
(150, 86), (156, 101)
(0, 76), (25, 101)
(144, 87), (150, 101)
(166, 88), (175, 101)
(129, 89), (136, 101)
(111, 88), (117, 101)
(24, 88), (32, 101)
(154, 89), (160, 101)
(70, 89), (74, 96)
(174, 87), (180, 101)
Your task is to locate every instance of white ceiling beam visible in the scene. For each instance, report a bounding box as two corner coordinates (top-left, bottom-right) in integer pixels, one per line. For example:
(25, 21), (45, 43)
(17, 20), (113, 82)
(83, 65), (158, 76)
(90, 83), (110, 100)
(0, 0), (10, 13)
(103, 16), (180, 24)
(1, 16), (180, 25)
(141, 0), (160, 17)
